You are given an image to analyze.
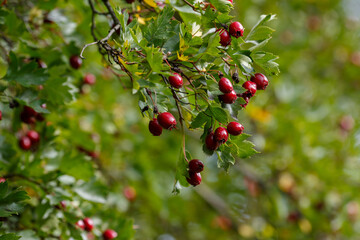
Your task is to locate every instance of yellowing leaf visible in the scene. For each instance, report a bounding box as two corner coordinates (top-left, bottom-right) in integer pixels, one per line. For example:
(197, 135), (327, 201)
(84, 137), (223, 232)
(144, 0), (158, 8)
(177, 52), (189, 61)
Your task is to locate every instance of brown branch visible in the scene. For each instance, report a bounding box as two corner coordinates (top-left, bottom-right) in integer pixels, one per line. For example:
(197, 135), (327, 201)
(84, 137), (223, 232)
(102, 0), (120, 25)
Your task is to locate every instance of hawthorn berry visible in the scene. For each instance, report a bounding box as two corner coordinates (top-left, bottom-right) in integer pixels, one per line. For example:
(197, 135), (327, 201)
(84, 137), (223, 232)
(84, 73), (96, 85)
(0, 110), (2, 120)
(27, 130), (40, 144)
(205, 132), (219, 151)
(76, 220), (85, 230)
(103, 229), (118, 240)
(214, 127), (228, 143)
(83, 217), (94, 232)
(157, 112), (177, 130)
(250, 73), (268, 90)
(20, 106), (37, 124)
(227, 122), (244, 136)
(60, 201), (66, 209)
(229, 22), (244, 38)
(149, 118), (163, 136)
(0, 178), (6, 183)
(219, 90), (237, 104)
(218, 77), (233, 93)
(227, 0), (233, 3)
(186, 171), (202, 186)
(19, 136), (32, 150)
(69, 55), (82, 69)
(218, 29), (231, 47)
(189, 159), (204, 173)
(123, 186), (137, 201)
(168, 73), (183, 89)
(242, 81), (257, 96)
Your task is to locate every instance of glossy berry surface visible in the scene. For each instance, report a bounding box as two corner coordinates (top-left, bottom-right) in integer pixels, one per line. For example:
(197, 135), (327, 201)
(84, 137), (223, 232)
(149, 118), (162, 136)
(186, 171), (202, 186)
(103, 229), (118, 240)
(214, 127), (229, 143)
(242, 81), (257, 96)
(227, 0), (233, 3)
(229, 22), (244, 38)
(27, 130), (40, 143)
(250, 73), (268, 90)
(189, 159), (204, 173)
(69, 55), (82, 69)
(83, 218), (94, 232)
(84, 73), (96, 85)
(205, 132), (219, 151)
(219, 90), (237, 104)
(76, 220), (85, 229)
(19, 136), (32, 150)
(168, 73), (183, 89)
(218, 29), (231, 47)
(157, 112), (177, 130)
(218, 77), (233, 93)
(227, 122), (244, 136)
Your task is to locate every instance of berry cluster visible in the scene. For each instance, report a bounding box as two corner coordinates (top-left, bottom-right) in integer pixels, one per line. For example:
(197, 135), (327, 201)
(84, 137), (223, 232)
(19, 130), (40, 151)
(148, 112), (177, 136)
(76, 218), (118, 240)
(218, 21), (245, 47)
(186, 159), (204, 186)
(205, 122), (244, 151)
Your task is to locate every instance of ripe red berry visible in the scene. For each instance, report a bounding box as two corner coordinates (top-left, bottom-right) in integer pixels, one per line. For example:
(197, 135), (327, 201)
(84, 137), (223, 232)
(205, 132), (219, 151)
(27, 130), (40, 143)
(70, 55), (82, 69)
(218, 77), (233, 93)
(123, 186), (137, 201)
(149, 118), (163, 136)
(242, 81), (257, 96)
(19, 136), (32, 150)
(76, 220), (85, 229)
(84, 73), (96, 85)
(219, 90), (237, 104)
(227, 0), (233, 3)
(250, 73), (268, 90)
(168, 73), (183, 89)
(214, 127), (228, 143)
(60, 201), (66, 209)
(218, 29), (231, 47)
(20, 106), (37, 124)
(229, 22), (244, 38)
(0, 178), (6, 183)
(0, 110), (2, 120)
(83, 218), (94, 232)
(189, 159), (204, 173)
(186, 171), (202, 186)
(157, 112), (177, 130)
(227, 122), (244, 136)
(103, 229), (118, 240)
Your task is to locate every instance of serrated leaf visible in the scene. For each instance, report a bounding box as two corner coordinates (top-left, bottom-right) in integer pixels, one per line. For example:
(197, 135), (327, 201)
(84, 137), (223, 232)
(59, 155), (94, 181)
(190, 111), (211, 129)
(216, 146), (235, 171)
(246, 26), (274, 42)
(74, 180), (107, 203)
(208, 0), (232, 13)
(173, 150), (191, 194)
(208, 106), (228, 124)
(252, 51), (280, 75)
(0, 233), (21, 240)
(144, 7), (174, 44)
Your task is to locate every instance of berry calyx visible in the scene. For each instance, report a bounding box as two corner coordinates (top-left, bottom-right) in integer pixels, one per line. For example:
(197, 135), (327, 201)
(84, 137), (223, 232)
(168, 73), (183, 89)
(69, 55), (82, 69)
(157, 112), (177, 130)
(149, 118), (162, 136)
(250, 73), (268, 90)
(189, 159), (204, 173)
(219, 90), (237, 104)
(76, 220), (85, 229)
(84, 73), (96, 85)
(227, 122), (244, 136)
(186, 171), (202, 186)
(103, 229), (118, 240)
(205, 132), (219, 151)
(229, 22), (244, 38)
(27, 130), (40, 143)
(218, 29), (231, 47)
(214, 127), (228, 144)
(123, 186), (137, 201)
(19, 136), (32, 150)
(218, 77), (233, 93)
(242, 81), (257, 96)
(83, 218), (94, 232)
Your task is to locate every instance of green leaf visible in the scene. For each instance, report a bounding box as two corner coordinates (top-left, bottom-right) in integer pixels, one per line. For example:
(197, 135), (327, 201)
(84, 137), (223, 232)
(144, 45), (164, 73)
(173, 150), (191, 194)
(208, 0), (232, 13)
(144, 7), (175, 45)
(190, 111), (211, 129)
(208, 106), (228, 124)
(216, 146), (235, 171)
(59, 155), (94, 181)
(252, 51), (280, 75)
(230, 134), (259, 158)
(246, 26), (275, 42)
(0, 234), (21, 240)
(74, 180), (107, 203)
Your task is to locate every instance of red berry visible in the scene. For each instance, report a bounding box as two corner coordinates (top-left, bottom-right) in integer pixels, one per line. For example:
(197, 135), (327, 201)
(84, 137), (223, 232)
(60, 201), (66, 209)
(218, 29), (231, 47)
(149, 118), (163, 136)
(27, 130), (40, 143)
(186, 171), (202, 186)
(0, 110), (2, 120)
(189, 159), (204, 173)
(70, 55), (82, 69)
(229, 22), (244, 38)
(103, 229), (118, 240)
(240, 96), (249, 108)
(0, 178), (6, 183)
(219, 90), (237, 104)
(123, 186), (137, 201)
(227, 0), (233, 3)
(218, 77), (233, 93)
(227, 122), (244, 136)
(83, 218), (94, 232)
(168, 73), (183, 89)
(250, 73), (268, 90)
(242, 81), (257, 96)
(157, 112), (177, 130)
(214, 127), (228, 143)
(205, 132), (219, 151)
(84, 74), (96, 85)
(19, 136), (32, 150)
(20, 106), (37, 124)
(126, 0), (135, 3)
(76, 220), (85, 230)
